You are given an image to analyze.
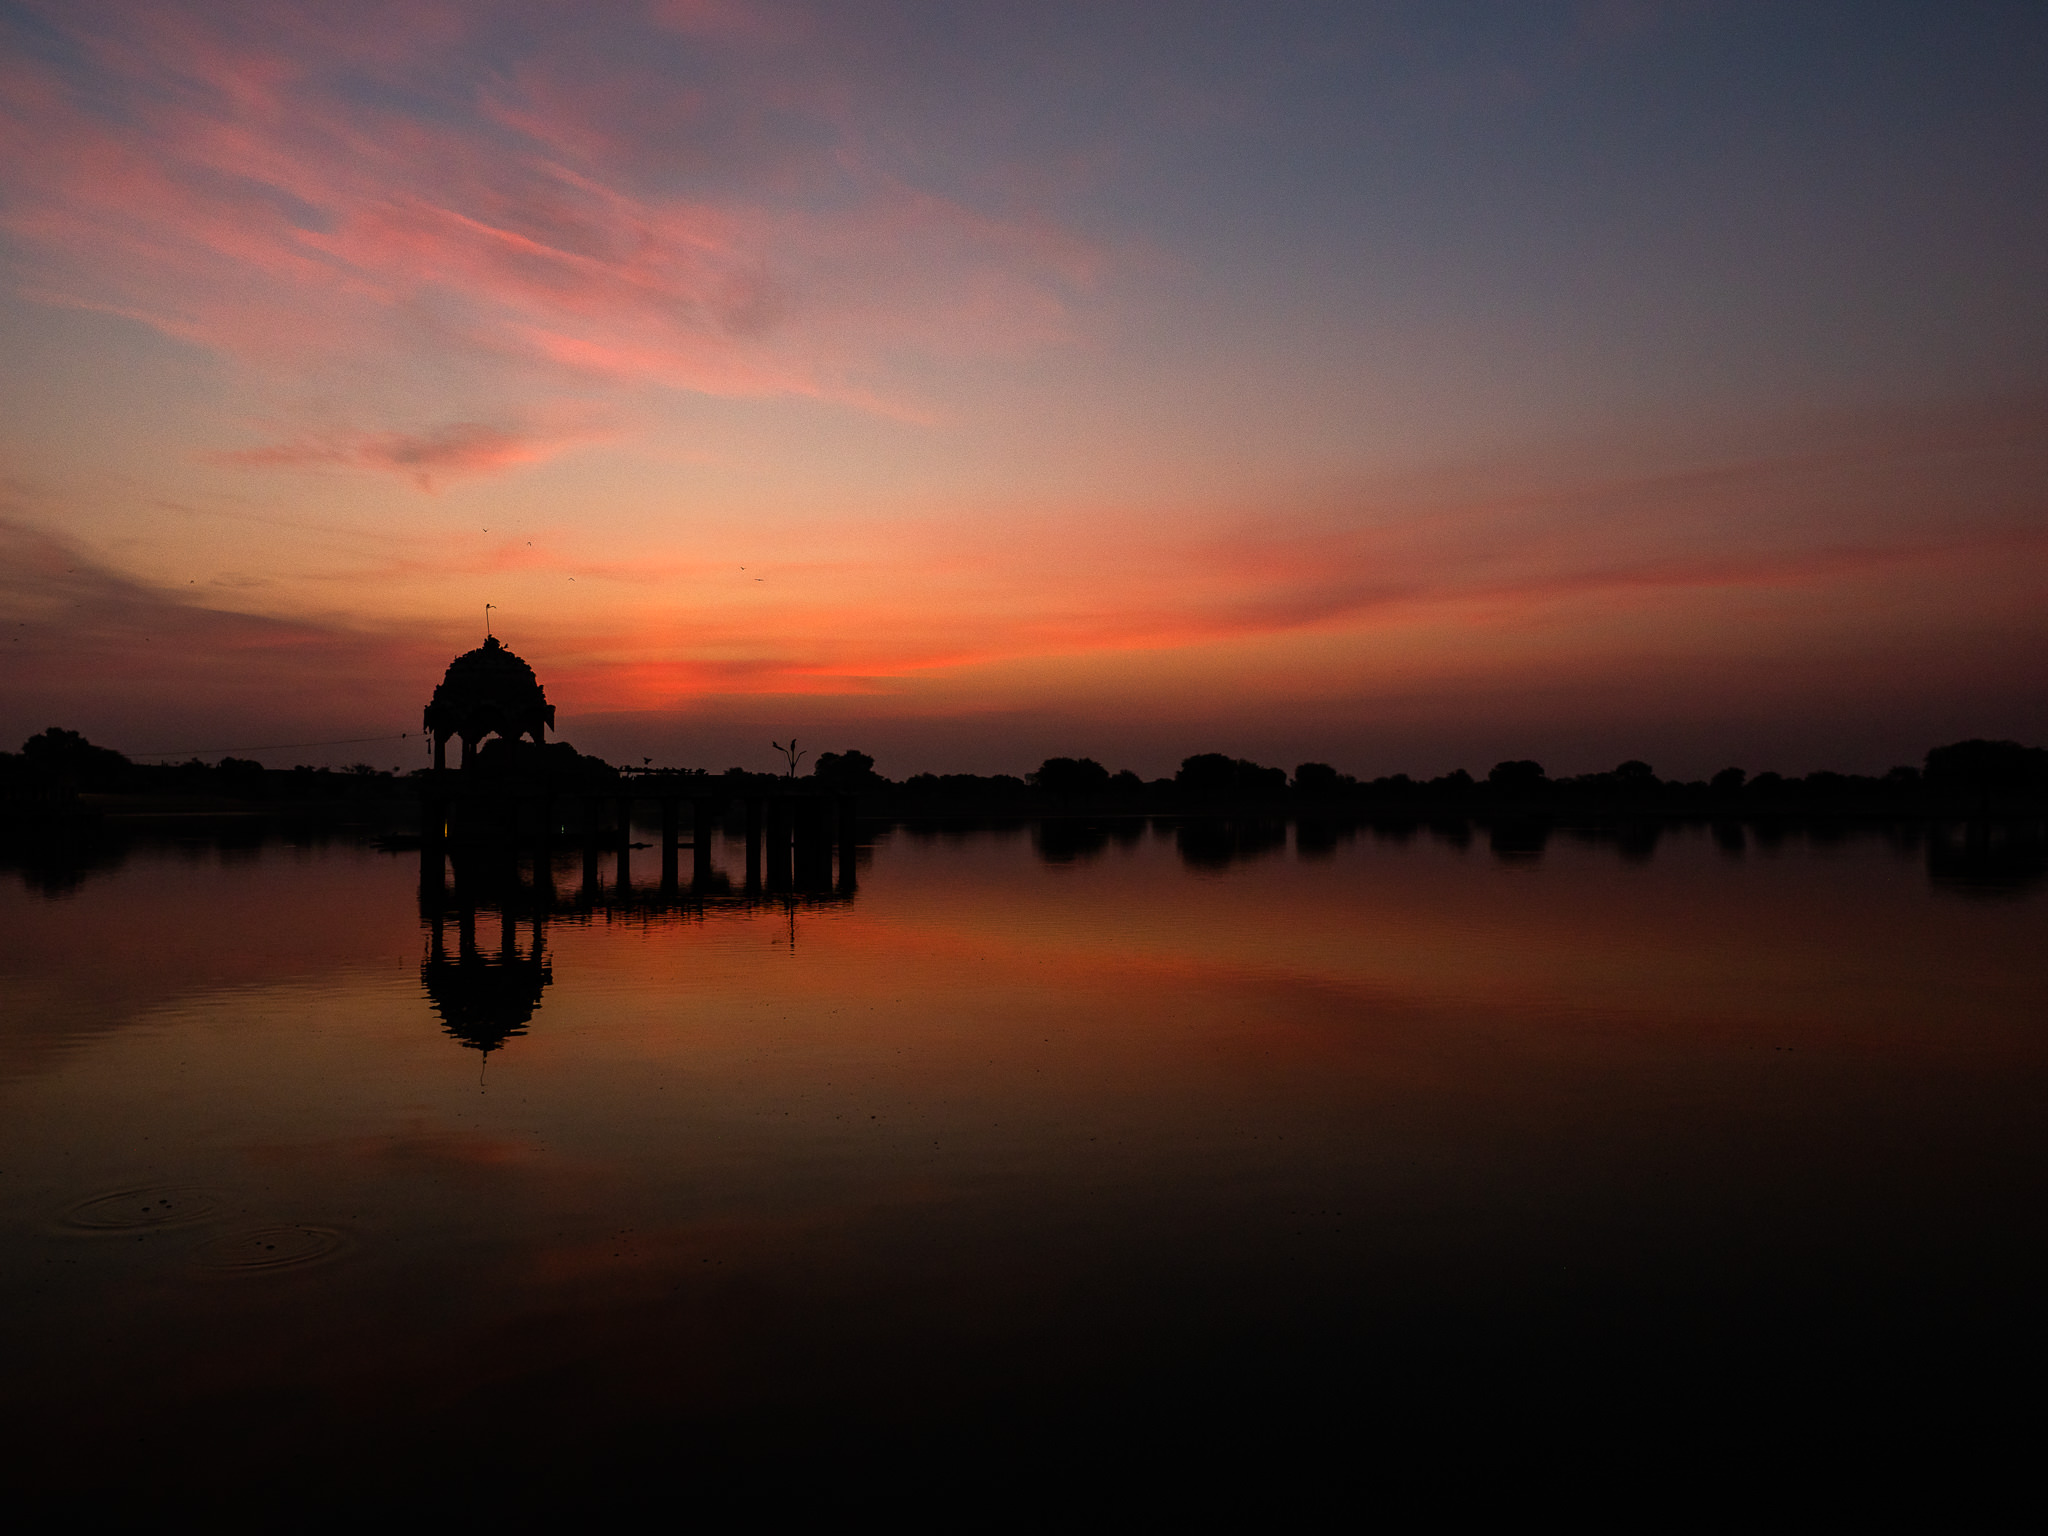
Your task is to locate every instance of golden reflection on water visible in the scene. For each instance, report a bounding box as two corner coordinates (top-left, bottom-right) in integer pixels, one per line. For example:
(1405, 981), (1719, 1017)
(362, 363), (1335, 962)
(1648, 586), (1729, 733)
(0, 822), (2043, 1493)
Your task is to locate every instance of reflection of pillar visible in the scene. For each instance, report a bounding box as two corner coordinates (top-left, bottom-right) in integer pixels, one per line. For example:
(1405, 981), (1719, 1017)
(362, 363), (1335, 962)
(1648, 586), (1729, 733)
(693, 798), (714, 883)
(500, 906), (516, 962)
(458, 904), (477, 960)
(616, 838), (632, 895)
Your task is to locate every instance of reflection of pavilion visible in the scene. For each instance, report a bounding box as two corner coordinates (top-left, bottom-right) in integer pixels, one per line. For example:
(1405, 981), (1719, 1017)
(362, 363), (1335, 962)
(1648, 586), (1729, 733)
(417, 846), (855, 1056)
(421, 905), (551, 1054)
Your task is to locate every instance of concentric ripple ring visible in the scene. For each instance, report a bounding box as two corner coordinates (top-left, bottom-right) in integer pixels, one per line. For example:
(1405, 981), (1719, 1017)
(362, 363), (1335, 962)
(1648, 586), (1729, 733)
(192, 1225), (346, 1274)
(62, 1187), (224, 1233)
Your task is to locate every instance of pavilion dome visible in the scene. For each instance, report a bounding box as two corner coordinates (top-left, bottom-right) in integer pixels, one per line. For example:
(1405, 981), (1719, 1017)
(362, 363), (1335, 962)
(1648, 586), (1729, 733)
(423, 635), (556, 761)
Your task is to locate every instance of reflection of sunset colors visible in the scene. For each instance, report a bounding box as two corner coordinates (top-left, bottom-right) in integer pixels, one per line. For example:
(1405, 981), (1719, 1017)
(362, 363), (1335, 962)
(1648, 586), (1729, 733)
(3, 828), (2042, 1468)
(2, 3), (2044, 773)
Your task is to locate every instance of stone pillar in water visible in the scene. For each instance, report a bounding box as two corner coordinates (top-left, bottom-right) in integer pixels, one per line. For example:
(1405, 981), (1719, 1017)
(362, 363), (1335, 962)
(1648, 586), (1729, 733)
(693, 798), (715, 884)
(745, 797), (764, 891)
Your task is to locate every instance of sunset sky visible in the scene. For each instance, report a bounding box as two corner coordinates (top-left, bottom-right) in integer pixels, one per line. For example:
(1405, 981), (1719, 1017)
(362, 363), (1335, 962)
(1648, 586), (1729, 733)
(2, 0), (2044, 777)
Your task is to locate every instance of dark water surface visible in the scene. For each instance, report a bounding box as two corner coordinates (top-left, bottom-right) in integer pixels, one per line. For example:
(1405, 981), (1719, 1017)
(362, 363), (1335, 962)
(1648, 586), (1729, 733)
(3, 821), (2044, 1508)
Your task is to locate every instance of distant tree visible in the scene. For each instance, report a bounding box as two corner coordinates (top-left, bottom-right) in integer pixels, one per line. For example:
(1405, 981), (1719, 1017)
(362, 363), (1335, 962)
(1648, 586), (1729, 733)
(1108, 769), (1144, 796)
(814, 749), (880, 788)
(1487, 760), (1546, 789)
(1710, 767), (1746, 795)
(1293, 762), (1343, 795)
(218, 757), (267, 799)
(1613, 760), (1657, 786)
(1030, 757), (1111, 798)
(20, 727), (131, 790)
(1176, 754), (1287, 801)
(1925, 738), (2047, 812)
(1925, 739), (2035, 792)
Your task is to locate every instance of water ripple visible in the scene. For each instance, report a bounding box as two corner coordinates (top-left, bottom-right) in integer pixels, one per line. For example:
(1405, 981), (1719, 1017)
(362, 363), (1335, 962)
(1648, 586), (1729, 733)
(61, 1187), (224, 1233)
(192, 1225), (347, 1274)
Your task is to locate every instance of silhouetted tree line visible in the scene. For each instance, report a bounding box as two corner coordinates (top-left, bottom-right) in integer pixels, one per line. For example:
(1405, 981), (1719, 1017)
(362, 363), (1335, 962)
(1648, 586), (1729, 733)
(863, 740), (2048, 818)
(0, 726), (419, 811)
(6, 727), (2046, 821)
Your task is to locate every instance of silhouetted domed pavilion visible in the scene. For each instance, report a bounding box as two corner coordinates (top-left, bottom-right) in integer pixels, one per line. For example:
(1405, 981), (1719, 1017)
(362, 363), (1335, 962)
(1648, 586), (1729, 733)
(424, 635), (555, 770)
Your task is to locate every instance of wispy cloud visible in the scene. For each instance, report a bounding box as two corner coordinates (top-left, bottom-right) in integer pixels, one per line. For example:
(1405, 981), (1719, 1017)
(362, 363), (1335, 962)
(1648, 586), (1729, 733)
(0, 0), (1104, 477)
(0, 517), (445, 753)
(214, 418), (604, 489)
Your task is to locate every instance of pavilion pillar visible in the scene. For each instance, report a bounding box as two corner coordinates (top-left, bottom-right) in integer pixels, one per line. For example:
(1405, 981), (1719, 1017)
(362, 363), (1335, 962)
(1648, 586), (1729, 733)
(837, 793), (859, 894)
(791, 796), (822, 887)
(419, 837), (446, 911)
(744, 796), (764, 891)
(692, 798), (715, 883)
(766, 796), (792, 889)
(660, 797), (681, 896)
(532, 792), (555, 909)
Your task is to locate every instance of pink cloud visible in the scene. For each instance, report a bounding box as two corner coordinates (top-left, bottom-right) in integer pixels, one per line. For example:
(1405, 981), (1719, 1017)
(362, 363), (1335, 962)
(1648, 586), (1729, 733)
(215, 418), (603, 489)
(0, 0), (1104, 456)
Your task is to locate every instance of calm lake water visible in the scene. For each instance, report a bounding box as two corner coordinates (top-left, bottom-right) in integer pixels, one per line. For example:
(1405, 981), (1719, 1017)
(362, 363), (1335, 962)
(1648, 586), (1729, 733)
(3, 818), (2044, 1508)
